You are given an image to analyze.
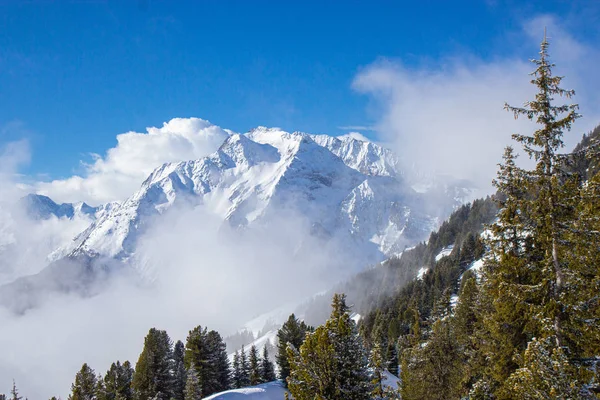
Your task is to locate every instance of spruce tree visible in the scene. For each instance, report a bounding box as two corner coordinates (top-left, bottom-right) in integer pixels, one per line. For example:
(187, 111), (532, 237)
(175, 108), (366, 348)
(232, 351), (242, 389)
(369, 341), (387, 398)
(504, 29), (580, 347)
(172, 341), (186, 400)
(183, 364), (202, 400)
(98, 361), (134, 400)
(259, 345), (276, 383)
(287, 293), (371, 400)
(131, 328), (174, 400)
(248, 345), (260, 386)
(10, 381), (22, 400)
(184, 326), (230, 396)
(238, 346), (250, 388)
(68, 363), (98, 400)
(275, 313), (310, 385)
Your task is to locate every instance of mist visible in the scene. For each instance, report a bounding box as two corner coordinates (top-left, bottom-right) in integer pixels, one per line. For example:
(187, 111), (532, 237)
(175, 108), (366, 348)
(353, 16), (600, 196)
(0, 190), (355, 399)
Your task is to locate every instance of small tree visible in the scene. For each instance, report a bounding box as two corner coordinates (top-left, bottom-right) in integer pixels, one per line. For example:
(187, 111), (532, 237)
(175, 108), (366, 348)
(68, 364), (97, 400)
(183, 364), (202, 400)
(248, 345), (261, 386)
(259, 345), (276, 383)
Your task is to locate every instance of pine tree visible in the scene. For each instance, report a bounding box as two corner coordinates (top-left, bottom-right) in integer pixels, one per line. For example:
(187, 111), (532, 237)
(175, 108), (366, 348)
(232, 351), (242, 389)
(68, 364), (98, 400)
(206, 330), (230, 393)
(184, 326), (231, 396)
(369, 341), (387, 398)
(10, 381), (22, 400)
(248, 345), (260, 386)
(259, 345), (276, 383)
(97, 361), (134, 400)
(131, 328), (174, 400)
(276, 313), (310, 385)
(238, 346), (250, 388)
(172, 341), (186, 400)
(183, 364), (202, 400)
(504, 29), (580, 348)
(504, 337), (583, 399)
(287, 293), (371, 400)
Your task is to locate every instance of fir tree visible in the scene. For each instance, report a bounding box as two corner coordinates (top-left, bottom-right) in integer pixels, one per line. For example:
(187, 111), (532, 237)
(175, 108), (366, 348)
(183, 365), (202, 400)
(10, 381), (22, 400)
(131, 328), (174, 400)
(68, 364), (98, 400)
(504, 337), (584, 399)
(259, 345), (276, 383)
(97, 361), (134, 400)
(276, 313), (310, 385)
(172, 341), (186, 400)
(504, 29), (580, 348)
(184, 326), (231, 396)
(238, 346), (250, 388)
(231, 351), (242, 389)
(248, 345), (260, 386)
(369, 341), (387, 398)
(287, 293), (371, 400)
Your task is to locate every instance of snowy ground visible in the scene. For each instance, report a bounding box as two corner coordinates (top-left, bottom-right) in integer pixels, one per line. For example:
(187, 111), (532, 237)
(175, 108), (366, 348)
(435, 245), (454, 261)
(203, 371), (400, 399)
(203, 381), (287, 399)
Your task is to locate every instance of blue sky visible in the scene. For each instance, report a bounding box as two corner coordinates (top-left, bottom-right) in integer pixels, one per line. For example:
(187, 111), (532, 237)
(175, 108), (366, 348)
(1, 1), (599, 201)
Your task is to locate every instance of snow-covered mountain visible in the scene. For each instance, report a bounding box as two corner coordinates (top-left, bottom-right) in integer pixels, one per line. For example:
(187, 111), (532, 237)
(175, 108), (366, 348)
(54, 127), (467, 265)
(21, 194), (117, 221)
(0, 127), (472, 312)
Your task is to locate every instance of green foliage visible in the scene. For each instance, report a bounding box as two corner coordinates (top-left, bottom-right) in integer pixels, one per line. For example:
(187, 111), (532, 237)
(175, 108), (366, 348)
(259, 345), (276, 383)
(276, 313), (311, 385)
(97, 361), (134, 400)
(68, 364), (97, 400)
(287, 294), (371, 400)
(132, 328), (173, 400)
(248, 345), (261, 386)
(183, 364), (202, 400)
(184, 326), (230, 397)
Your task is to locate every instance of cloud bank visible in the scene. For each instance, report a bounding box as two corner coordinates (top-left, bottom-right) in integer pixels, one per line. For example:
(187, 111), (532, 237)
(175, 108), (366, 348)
(35, 118), (230, 205)
(354, 15), (600, 194)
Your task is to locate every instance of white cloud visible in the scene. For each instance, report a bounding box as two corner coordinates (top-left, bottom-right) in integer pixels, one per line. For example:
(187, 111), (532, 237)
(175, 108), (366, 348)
(34, 118), (230, 205)
(353, 16), (599, 194)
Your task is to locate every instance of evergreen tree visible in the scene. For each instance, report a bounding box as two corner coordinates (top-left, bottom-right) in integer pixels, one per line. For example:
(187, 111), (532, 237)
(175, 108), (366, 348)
(68, 364), (98, 400)
(287, 293), (371, 400)
(184, 326), (230, 397)
(131, 328), (174, 400)
(10, 381), (22, 400)
(98, 361), (134, 400)
(206, 331), (230, 393)
(248, 345), (260, 386)
(238, 346), (250, 388)
(276, 313), (310, 385)
(259, 345), (276, 383)
(172, 341), (186, 400)
(400, 320), (462, 400)
(384, 341), (398, 378)
(231, 352), (242, 389)
(504, 337), (584, 399)
(183, 365), (202, 400)
(369, 341), (386, 398)
(504, 29), (580, 348)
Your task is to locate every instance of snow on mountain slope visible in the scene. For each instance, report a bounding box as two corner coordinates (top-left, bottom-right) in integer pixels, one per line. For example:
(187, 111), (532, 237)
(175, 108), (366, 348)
(0, 195), (118, 285)
(37, 127), (468, 284)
